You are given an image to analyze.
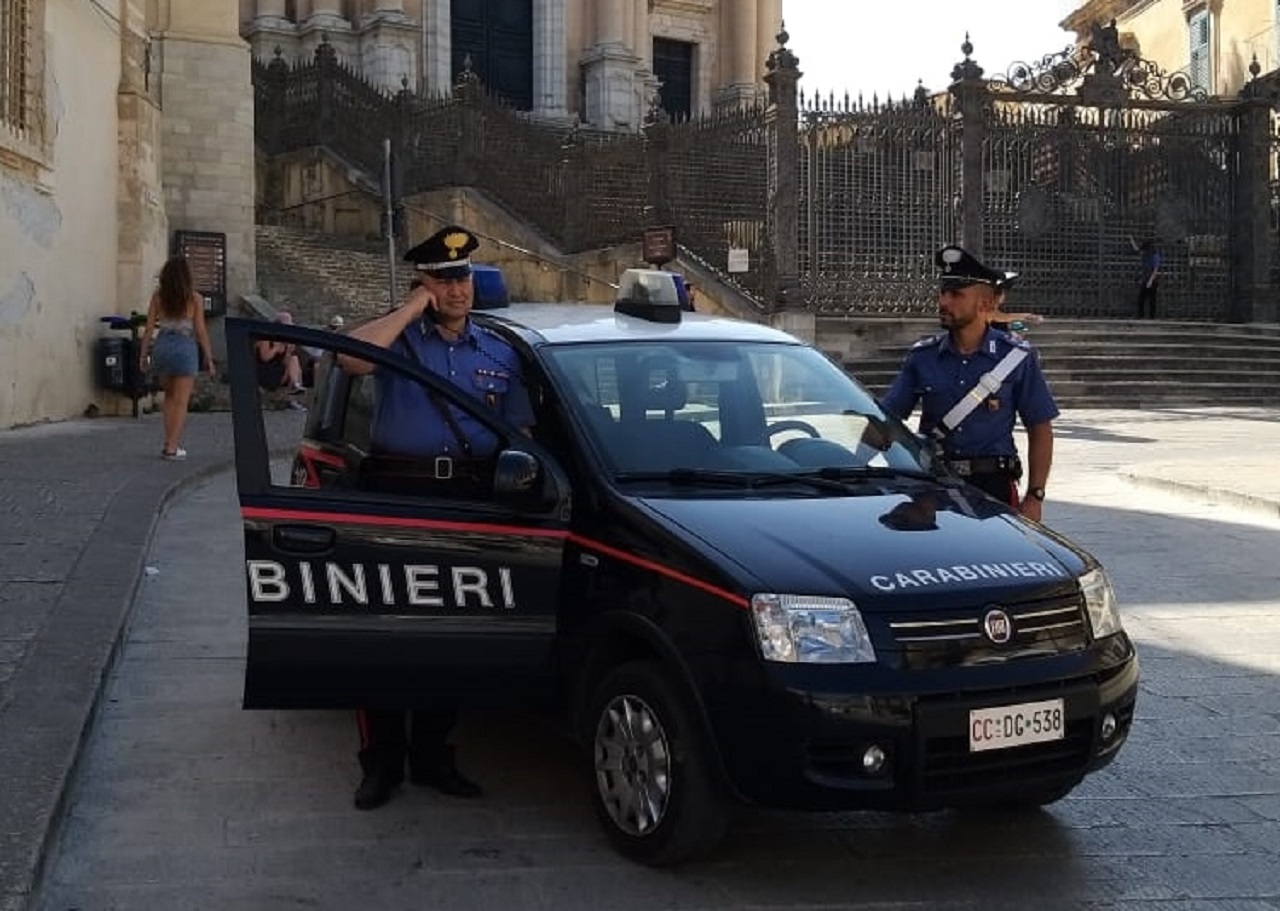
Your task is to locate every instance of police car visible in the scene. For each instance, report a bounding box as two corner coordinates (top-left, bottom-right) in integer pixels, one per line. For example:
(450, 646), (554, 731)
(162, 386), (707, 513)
(227, 269), (1137, 866)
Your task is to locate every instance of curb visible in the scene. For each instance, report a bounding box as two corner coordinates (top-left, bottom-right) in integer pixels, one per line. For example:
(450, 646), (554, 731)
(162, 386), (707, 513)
(1119, 470), (1280, 522)
(9, 443), (296, 911)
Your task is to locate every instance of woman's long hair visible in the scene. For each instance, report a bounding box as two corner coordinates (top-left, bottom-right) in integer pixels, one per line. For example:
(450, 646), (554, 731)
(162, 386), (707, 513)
(156, 256), (193, 319)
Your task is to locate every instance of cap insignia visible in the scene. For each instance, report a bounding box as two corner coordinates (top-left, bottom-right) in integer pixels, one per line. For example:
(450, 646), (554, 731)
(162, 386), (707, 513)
(444, 232), (470, 260)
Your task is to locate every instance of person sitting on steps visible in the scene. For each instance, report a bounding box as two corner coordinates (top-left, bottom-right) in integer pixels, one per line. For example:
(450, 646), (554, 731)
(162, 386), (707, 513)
(255, 311), (306, 408)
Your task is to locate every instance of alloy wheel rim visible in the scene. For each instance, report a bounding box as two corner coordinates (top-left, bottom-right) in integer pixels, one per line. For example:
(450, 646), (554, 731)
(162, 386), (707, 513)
(594, 693), (672, 836)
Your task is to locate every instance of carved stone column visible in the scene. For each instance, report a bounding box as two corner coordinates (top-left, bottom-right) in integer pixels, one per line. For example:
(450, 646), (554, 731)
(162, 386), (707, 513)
(764, 28), (803, 317)
(299, 0), (353, 65)
(718, 0), (759, 110)
(422, 0), (452, 95)
(533, 0), (569, 116)
(244, 0), (298, 62)
(359, 0), (416, 92)
(633, 0), (650, 70)
(582, 0), (640, 129)
(756, 0), (780, 86)
(949, 38), (988, 257)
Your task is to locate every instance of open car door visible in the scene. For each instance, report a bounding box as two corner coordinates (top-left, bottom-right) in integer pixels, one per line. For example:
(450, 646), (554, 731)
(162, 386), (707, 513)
(225, 316), (570, 710)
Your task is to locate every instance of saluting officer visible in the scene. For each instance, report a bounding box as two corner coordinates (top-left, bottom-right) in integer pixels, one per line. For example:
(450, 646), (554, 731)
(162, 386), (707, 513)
(881, 245), (1058, 521)
(338, 225), (535, 810)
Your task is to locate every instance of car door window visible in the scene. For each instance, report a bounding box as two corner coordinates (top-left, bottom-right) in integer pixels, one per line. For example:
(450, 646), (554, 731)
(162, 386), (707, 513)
(262, 327), (545, 510)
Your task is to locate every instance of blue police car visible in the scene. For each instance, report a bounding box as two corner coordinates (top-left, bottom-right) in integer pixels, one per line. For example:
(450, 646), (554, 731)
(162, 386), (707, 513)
(226, 268), (1138, 866)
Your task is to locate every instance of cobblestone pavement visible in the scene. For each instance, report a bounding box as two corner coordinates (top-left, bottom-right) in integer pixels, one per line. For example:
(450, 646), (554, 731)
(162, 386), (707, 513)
(8, 407), (1280, 910)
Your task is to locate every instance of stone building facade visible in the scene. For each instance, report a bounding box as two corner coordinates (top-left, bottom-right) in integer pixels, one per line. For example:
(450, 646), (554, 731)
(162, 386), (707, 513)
(0, 0), (254, 427)
(1063, 0), (1277, 97)
(240, 0), (782, 129)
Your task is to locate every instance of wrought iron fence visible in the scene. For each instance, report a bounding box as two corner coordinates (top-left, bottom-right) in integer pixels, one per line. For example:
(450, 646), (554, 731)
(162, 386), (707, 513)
(253, 33), (1280, 323)
(799, 93), (959, 314)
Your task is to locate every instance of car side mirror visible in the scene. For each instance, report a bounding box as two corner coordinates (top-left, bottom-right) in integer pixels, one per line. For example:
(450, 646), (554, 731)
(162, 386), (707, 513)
(493, 449), (543, 498)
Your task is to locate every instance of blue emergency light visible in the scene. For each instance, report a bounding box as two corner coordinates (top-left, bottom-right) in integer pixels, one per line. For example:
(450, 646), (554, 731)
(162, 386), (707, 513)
(614, 269), (683, 323)
(472, 264), (510, 310)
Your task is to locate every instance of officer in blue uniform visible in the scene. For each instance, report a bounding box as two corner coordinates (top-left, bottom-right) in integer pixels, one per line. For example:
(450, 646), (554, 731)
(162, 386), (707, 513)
(881, 245), (1058, 520)
(339, 225), (535, 810)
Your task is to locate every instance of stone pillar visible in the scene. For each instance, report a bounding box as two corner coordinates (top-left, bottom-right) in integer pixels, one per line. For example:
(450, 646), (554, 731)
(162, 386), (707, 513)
(244, 0), (298, 62)
(949, 38), (987, 257)
(256, 0), (287, 18)
(633, 0), (650, 70)
(756, 0), (780, 85)
(422, 0), (452, 95)
(581, 0), (640, 130)
(300, 0), (353, 64)
(764, 28), (802, 314)
(1233, 77), (1276, 323)
(154, 0), (256, 337)
(116, 0), (168, 324)
(533, 0), (568, 116)
(717, 0), (758, 109)
(358, 0), (417, 92)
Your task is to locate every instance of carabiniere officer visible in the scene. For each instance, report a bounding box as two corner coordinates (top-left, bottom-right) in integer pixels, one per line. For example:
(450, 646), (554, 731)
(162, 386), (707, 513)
(336, 224), (535, 810)
(881, 245), (1058, 521)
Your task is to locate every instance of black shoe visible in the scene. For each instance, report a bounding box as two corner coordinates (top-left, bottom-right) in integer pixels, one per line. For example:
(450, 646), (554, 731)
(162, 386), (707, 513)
(409, 747), (483, 798)
(354, 767), (404, 810)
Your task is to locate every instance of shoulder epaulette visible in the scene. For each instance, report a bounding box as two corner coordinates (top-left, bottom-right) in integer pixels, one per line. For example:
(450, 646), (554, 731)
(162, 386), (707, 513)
(910, 333), (944, 351)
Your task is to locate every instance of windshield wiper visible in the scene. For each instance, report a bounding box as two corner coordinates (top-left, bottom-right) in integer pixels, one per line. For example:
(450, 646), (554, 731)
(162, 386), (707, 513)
(613, 468), (851, 493)
(802, 465), (937, 483)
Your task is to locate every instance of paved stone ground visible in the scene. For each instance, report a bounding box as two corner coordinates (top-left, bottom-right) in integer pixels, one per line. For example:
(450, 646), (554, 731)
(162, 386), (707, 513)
(0, 410), (305, 911)
(18, 406), (1280, 910)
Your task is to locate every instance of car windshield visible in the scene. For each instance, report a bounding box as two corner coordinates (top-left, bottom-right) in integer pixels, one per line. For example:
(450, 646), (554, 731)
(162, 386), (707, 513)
(541, 340), (930, 482)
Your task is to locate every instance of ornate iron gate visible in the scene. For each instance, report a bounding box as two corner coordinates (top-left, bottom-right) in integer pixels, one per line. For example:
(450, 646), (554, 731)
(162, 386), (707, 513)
(800, 35), (1248, 320)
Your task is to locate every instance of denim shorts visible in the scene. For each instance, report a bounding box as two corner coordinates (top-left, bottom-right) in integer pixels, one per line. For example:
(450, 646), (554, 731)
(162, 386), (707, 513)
(150, 331), (198, 377)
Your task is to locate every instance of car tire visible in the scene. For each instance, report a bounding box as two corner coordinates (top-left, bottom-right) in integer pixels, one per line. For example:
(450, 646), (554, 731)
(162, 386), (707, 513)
(588, 661), (729, 866)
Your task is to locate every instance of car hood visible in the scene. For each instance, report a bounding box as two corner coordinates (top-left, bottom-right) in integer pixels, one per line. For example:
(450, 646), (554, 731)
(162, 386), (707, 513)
(636, 486), (1090, 610)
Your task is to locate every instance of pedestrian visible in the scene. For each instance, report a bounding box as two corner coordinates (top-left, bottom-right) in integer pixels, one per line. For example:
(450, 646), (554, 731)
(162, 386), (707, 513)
(988, 270), (1044, 339)
(138, 256), (215, 460)
(337, 224), (536, 810)
(880, 245), (1058, 520)
(1133, 237), (1160, 319)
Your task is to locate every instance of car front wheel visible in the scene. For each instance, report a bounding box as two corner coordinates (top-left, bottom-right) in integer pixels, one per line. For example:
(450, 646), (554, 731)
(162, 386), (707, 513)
(589, 661), (729, 866)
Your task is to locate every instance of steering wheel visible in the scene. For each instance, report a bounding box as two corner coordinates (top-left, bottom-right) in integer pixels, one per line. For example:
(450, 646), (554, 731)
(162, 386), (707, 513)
(766, 419), (821, 441)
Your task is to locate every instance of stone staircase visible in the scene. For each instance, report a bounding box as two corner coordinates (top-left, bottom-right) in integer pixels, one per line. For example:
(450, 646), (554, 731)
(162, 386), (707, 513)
(253, 226), (395, 327)
(252, 227), (1280, 408)
(835, 318), (1280, 408)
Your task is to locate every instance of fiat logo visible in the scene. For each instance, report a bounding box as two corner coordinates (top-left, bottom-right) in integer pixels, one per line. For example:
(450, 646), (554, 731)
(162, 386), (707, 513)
(982, 608), (1014, 645)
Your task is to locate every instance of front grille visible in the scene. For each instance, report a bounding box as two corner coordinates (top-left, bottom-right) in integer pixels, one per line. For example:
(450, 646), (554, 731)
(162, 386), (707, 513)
(915, 680), (1099, 796)
(886, 592), (1088, 669)
(920, 718), (1094, 794)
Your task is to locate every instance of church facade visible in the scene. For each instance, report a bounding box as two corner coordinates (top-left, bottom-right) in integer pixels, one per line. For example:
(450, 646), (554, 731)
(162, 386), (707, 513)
(240, 0), (782, 129)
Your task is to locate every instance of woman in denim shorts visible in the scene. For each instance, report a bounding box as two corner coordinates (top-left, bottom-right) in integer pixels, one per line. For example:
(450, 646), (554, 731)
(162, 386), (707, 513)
(138, 257), (215, 459)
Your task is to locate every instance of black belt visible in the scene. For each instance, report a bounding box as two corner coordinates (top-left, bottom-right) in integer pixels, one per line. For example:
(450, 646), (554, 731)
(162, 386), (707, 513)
(945, 455), (1022, 478)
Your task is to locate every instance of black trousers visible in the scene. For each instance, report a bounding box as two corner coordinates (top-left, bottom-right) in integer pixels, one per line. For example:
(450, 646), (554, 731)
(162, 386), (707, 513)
(966, 472), (1019, 507)
(1137, 282), (1158, 319)
(356, 709), (457, 774)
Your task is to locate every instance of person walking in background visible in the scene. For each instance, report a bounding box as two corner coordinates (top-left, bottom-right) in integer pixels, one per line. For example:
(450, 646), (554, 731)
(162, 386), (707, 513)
(138, 256), (215, 460)
(988, 270), (1044, 340)
(1133, 236), (1160, 319)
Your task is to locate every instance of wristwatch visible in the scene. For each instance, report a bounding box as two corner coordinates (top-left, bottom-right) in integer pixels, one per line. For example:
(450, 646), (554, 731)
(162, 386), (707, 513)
(1026, 486), (1046, 502)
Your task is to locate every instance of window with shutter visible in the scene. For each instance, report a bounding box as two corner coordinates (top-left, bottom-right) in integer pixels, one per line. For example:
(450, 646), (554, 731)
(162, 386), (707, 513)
(1188, 9), (1211, 93)
(1, 0), (45, 162)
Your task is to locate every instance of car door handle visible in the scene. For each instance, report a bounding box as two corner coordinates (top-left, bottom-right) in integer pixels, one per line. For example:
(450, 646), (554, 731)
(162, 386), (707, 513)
(273, 525), (336, 555)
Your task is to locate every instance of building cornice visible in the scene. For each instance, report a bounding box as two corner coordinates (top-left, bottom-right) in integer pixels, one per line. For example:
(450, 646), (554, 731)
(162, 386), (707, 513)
(1061, 0), (1145, 34)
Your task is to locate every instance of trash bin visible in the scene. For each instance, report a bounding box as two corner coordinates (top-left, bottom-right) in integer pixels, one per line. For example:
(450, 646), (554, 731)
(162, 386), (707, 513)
(96, 336), (130, 391)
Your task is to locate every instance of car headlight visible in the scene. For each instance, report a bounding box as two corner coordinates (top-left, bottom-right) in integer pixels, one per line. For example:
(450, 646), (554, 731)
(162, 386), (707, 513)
(1080, 567), (1123, 639)
(750, 594), (877, 664)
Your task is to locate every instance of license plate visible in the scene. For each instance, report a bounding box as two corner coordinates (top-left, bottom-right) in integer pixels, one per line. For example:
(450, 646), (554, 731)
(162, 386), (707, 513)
(969, 698), (1065, 752)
